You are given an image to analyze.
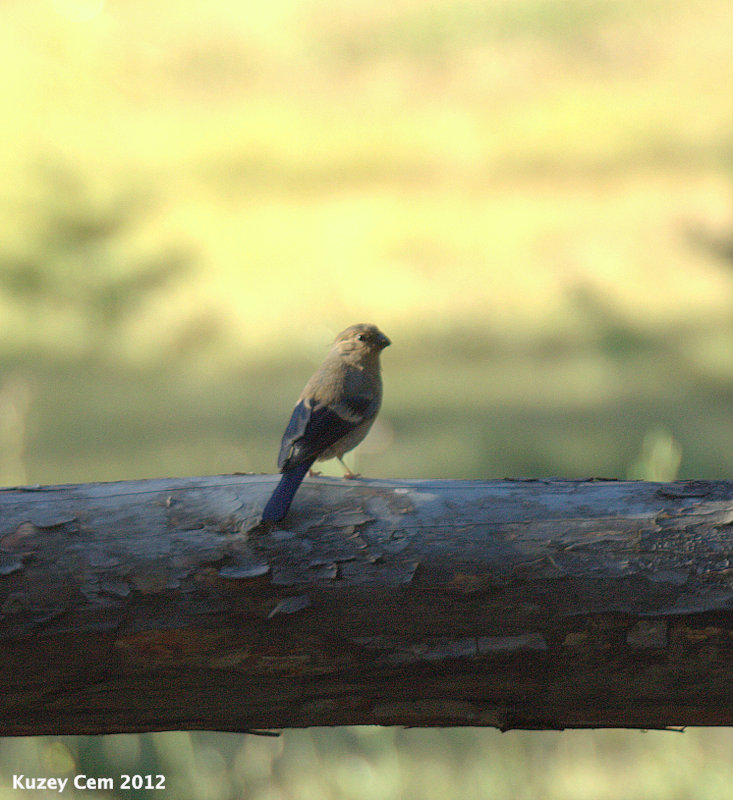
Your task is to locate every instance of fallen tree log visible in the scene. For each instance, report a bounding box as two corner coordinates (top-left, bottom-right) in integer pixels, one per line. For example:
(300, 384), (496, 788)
(1, 474), (733, 735)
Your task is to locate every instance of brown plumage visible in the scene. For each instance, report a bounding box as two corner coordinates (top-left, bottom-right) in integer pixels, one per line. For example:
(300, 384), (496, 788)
(261, 324), (390, 523)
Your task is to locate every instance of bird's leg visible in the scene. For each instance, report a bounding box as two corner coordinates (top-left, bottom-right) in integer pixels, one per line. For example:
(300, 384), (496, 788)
(338, 457), (361, 479)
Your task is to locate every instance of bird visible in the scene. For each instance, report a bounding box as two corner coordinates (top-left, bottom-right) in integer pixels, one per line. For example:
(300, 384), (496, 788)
(261, 323), (390, 523)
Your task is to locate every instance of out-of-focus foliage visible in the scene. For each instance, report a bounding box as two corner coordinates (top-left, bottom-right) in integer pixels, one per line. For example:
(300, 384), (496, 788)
(2, 0), (733, 797)
(2, 728), (733, 800)
(0, 166), (190, 358)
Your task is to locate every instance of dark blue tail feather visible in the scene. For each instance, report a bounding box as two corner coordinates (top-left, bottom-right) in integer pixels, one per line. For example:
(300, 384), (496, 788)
(261, 460), (314, 522)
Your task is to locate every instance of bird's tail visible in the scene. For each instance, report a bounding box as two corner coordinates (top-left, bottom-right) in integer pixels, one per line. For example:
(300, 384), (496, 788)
(261, 460), (314, 523)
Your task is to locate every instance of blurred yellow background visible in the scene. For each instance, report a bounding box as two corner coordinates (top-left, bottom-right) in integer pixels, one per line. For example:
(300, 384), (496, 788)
(2, 0), (733, 797)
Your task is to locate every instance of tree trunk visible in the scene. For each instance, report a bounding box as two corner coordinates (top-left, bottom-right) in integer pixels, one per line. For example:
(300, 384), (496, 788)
(2, 474), (733, 735)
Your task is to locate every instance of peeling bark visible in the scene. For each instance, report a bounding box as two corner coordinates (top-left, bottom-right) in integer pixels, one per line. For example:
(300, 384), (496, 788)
(2, 475), (733, 734)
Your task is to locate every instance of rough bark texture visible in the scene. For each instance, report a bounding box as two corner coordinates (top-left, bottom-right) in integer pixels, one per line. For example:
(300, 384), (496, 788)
(2, 475), (733, 735)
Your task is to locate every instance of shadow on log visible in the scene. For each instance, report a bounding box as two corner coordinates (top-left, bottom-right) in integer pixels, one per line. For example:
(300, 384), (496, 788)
(1, 474), (733, 735)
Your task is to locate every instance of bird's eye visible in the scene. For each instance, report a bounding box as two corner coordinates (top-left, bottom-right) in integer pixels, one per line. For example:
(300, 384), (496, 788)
(356, 333), (367, 341)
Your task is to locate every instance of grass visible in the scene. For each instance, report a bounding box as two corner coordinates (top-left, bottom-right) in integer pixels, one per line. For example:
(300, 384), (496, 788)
(2, 0), (733, 797)
(3, 728), (733, 800)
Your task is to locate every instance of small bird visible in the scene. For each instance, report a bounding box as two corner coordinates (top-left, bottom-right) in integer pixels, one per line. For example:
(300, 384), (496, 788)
(261, 323), (390, 523)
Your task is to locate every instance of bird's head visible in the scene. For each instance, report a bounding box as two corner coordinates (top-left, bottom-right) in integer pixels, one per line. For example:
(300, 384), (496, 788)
(332, 324), (391, 361)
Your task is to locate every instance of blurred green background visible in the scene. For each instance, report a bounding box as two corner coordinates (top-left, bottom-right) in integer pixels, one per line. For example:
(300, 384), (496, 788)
(2, 0), (733, 797)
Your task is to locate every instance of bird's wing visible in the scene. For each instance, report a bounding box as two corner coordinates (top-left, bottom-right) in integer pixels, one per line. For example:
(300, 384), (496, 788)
(277, 395), (376, 470)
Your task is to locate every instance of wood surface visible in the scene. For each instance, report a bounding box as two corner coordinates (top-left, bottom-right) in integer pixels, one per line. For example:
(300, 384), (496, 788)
(2, 475), (732, 734)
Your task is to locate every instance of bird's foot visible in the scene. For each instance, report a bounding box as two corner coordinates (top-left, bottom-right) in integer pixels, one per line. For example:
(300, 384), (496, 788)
(337, 456), (361, 479)
(308, 468), (322, 477)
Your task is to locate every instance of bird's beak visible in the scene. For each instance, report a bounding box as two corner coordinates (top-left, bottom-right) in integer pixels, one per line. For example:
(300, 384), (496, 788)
(377, 333), (391, 349)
